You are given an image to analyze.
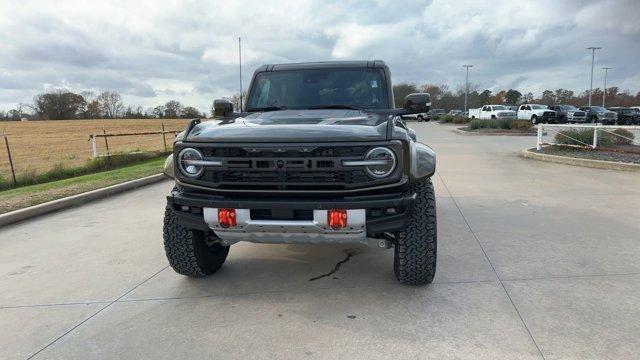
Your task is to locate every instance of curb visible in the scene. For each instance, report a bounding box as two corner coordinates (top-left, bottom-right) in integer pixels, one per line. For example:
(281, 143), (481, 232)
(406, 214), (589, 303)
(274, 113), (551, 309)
(521, 148), (640, 172)
(0, 174), (168, 227)
(454, 127), (536, 136)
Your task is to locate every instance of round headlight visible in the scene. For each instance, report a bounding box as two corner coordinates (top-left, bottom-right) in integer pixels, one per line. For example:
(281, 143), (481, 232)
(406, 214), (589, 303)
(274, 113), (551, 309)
(177, 148), (204, 178)
(364, 147), (396, 178)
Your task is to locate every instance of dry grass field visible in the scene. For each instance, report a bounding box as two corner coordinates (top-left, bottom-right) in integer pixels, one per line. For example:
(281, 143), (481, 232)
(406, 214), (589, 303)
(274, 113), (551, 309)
(0, 119), (190, 179)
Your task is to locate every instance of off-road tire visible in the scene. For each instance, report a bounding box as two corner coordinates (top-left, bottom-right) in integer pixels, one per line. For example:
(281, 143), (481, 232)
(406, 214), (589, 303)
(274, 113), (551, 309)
(417, 115), (424, 122)
(531, 115), (538, 124)
(394, 178), (437, 285)
(163, 201), (229, 277)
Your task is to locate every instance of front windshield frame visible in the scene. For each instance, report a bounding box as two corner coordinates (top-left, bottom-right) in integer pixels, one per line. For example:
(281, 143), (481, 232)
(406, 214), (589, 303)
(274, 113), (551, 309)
(246, 68), (390, 112)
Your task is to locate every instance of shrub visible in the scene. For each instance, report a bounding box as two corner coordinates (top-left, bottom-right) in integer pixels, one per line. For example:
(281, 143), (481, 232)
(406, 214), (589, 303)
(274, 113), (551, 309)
(554, 128), (635, 147)
(438, 115), (454, 123)
(608, 128), (635, 145)
(452, 116), (470, 124)
(468, 119), (512, 130)
(509, 120), (533, 131)
(432, 114), (442, 122)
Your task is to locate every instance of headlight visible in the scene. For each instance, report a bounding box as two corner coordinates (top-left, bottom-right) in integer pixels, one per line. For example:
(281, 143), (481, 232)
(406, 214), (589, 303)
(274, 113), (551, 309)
(364, 147), (396, 178)
(177, 148), (204, 178)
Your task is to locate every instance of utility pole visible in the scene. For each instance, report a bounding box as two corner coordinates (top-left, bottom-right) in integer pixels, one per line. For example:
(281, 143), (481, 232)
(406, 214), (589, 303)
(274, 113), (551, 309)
(602, 67), (612, 107)
(462, 65), (473, 112)
(586, 47), (601, 107)
(238, 37), (243, 112)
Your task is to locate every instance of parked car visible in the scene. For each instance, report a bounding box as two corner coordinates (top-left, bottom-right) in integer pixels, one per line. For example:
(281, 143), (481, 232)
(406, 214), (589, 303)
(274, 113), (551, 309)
(448, 109), (462, 116)
(516, 104), (557, 124)
(608, 107), (640, 125)
(430, 108), (446, 118)
(468, 105), (517, 120)
(162, 60), (438, 285)
(548, 104), (587, 123)
(401, 112), (430, 122)
(579, 106), (617, 124)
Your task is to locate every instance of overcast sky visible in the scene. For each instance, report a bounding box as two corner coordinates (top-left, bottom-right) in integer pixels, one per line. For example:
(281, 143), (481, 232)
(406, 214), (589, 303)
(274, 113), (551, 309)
(1, 0), (639, 113)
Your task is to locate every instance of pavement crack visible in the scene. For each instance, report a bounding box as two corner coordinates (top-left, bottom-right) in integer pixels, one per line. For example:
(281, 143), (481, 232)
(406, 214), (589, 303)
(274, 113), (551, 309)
(309, 249), (359, 282)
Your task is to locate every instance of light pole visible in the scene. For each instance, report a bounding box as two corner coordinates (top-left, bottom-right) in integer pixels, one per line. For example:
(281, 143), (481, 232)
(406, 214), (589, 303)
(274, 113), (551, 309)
(463, 64), (473, 112)
(238, 37), (243, 112)
(586, 47), (601, 107)
(602, 67), (612, 107)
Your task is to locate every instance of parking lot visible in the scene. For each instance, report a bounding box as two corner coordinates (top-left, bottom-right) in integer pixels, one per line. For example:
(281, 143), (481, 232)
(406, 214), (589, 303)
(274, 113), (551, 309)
(2, 121), (639, 359)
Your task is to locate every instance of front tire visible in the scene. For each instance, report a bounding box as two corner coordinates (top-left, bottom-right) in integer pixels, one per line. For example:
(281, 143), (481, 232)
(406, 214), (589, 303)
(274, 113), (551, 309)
(394, 178), (437, 285)
(163, 202), (229, 277)
(417, 115), (423, 122)
(531, 115), (538, 124)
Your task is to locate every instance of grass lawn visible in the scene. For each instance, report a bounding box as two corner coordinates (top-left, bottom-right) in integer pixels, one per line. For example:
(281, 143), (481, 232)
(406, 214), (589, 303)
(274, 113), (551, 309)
(0, 157), (166, 214)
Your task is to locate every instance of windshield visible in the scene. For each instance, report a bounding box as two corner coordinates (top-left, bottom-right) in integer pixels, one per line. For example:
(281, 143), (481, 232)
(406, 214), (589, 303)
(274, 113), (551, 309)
(591, 106), (607, 112)
(492, 105), (506, 110)
(246, 68), (388, 111)
(560, 105), (578, 110)
(531, 105), (545, 109)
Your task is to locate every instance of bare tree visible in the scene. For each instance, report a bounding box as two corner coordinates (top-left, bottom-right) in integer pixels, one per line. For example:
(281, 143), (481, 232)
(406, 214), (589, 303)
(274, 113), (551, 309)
(164, 100), (183, 118)
(97, 91), (124, 118)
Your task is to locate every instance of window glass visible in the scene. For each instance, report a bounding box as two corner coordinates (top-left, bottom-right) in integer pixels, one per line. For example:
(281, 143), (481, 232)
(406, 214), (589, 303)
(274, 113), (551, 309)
(247, 68), (388, 110)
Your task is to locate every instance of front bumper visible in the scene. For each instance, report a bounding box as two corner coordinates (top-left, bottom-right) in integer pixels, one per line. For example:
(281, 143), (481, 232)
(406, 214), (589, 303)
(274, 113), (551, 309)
(167, 188), (416, 243)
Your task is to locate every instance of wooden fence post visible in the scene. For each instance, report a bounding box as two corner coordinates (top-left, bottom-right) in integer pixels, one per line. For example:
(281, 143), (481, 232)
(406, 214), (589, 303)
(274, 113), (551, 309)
(3, 129), (17, 184)
(162, 123), (167, 151)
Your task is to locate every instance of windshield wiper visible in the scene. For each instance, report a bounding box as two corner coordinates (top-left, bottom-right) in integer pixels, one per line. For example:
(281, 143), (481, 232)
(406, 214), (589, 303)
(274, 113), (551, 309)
(247, 106), (288, 112)
(307, 105), (363, 110)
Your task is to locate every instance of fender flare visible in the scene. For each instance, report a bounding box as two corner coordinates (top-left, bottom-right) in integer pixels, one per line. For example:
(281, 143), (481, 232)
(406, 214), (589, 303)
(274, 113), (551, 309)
(163, 154), (175, 179)
(410, 141), (436, 179)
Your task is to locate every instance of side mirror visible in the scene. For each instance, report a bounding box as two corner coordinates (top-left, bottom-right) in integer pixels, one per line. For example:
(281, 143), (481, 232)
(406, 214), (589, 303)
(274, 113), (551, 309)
(408, 128), (417, 141)
(404, 93), (431, 114)
(213, 98), (234, 118)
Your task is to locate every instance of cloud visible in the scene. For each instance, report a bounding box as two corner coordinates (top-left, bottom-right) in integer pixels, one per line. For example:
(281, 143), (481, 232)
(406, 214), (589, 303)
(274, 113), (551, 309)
(0, 0), (638, 112)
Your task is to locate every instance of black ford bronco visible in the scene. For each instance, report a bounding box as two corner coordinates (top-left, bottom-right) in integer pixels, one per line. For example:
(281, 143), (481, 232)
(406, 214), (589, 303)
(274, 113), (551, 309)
(162, 61), (437, 285)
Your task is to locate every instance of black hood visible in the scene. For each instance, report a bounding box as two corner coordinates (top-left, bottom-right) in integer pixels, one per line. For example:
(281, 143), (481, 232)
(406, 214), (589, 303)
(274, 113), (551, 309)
(184, 110), (389, 143)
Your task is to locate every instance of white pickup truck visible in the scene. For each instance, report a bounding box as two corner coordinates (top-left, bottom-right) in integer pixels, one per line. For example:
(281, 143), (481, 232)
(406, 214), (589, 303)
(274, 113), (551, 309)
(468, 105), (517, 120)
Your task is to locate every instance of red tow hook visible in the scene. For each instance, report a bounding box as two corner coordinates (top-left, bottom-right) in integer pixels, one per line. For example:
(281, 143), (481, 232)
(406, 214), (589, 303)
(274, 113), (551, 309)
(218, 208), (237, 228)
(328, 209), (348, 230)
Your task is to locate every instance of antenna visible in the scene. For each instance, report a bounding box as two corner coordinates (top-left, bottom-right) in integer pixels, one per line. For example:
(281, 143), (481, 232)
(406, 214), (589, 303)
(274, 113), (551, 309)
(238, 37), (243, 112)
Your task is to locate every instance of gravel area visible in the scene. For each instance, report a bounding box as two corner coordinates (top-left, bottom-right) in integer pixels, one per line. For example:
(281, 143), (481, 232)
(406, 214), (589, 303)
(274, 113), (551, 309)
(535, 146), (640, 164)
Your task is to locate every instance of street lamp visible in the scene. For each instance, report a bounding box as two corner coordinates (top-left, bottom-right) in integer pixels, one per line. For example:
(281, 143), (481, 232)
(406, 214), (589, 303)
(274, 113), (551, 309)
(586, 47), (602, 107)
(602, 67), (612, 107)
(462, 64), (473, 112)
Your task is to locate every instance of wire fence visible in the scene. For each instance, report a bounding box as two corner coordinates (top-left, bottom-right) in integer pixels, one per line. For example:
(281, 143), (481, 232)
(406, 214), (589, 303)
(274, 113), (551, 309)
(0, 119), (189, 185)
(536, 123), (640, 152)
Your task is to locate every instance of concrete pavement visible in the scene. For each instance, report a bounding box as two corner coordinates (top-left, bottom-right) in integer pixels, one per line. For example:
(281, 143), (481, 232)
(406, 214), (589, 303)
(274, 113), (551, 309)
(1, 122), (639, 359)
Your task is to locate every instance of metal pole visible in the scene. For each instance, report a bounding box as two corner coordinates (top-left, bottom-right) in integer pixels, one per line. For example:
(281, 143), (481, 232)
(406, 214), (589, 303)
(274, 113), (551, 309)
(238, 37), (243, 112)
(602, 67), (612, 107)
(587, 47), (601, 107)
(592, 126), (598, 149)
(3, 129), (16, 184)
(463, 64), (473, 112)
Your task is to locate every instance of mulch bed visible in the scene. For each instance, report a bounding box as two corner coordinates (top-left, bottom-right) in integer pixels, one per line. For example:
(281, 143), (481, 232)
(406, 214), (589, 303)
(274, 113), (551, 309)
(534, 145), (640, 164)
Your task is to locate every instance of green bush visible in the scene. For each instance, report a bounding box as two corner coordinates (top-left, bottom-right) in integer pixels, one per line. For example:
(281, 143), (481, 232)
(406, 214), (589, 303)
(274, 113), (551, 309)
(438, 115), (454, 123)
(468, 119), (512, 130)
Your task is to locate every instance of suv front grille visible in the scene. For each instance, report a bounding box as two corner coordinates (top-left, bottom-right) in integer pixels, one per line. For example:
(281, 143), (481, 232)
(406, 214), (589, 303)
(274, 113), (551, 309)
(179, 143), (404, 191)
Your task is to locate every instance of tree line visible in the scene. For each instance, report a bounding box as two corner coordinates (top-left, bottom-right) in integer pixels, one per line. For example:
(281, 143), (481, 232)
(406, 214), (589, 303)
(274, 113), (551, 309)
(393, 84), (640, 111)
(0, 90), (206, 121)
(2, 85), (639, 121)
